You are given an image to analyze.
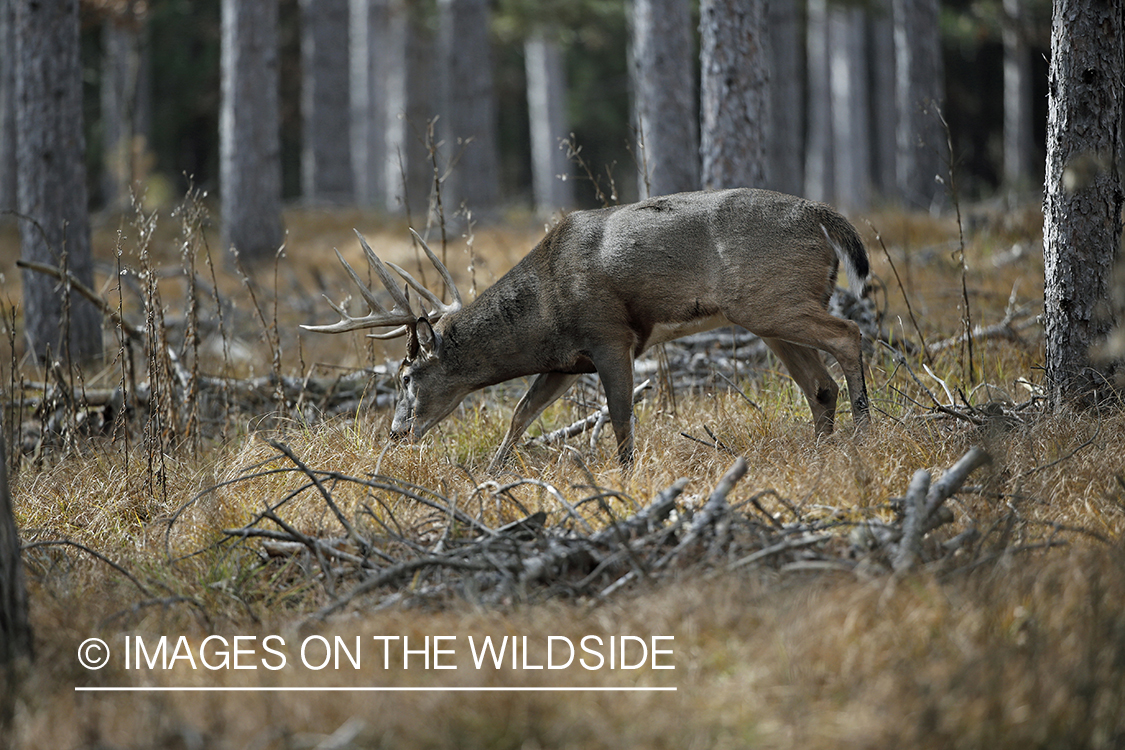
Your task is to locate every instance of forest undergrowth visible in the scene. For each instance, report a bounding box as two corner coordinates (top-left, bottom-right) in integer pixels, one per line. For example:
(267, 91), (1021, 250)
(2, 194), (1124, 749)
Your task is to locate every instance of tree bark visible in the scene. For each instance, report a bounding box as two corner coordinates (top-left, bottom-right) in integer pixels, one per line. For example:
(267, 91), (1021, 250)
(220, 0), (284, 261)
(829, 4), (870, 213)
(350, 0), (388, 208)
(1, 430), (33, 692)
(630, 0), (698, 197)
(301, 0), (354, 204)
(700, 0), (769, 190)
(804, 0), (833, 202)
(384, 0), (435, 218)
(892, 0), (945, 211)
(16, 0), (103, 365)
(0, 0), (16, 215)
(869, 1), (898, 200)
(767, 0), (803, 197)
(525, 31), (574, 213)
(101, 11), (151, 213)
(438, 0), (500, 215)
(1002, 0), (1033, 190)
(1042, 0), (1124, 407)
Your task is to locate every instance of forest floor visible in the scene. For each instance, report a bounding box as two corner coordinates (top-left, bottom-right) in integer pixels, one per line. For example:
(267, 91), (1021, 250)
(2, 196), (1124, 749)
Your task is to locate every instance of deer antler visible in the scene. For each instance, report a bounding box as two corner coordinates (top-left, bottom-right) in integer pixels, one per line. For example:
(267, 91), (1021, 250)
(301, 229), (463, 337)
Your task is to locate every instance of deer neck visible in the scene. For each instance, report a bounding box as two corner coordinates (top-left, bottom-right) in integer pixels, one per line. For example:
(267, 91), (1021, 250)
(437, 276), (549, 389)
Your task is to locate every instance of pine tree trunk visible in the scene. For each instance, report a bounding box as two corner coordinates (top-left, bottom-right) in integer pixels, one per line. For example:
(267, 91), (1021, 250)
(1002, 0), (1032, 189)
(829, 5), (870, 214)
(0, 0), (16, 215)
(220, 0), (284, 261)
(1, 432), (33, 690)
(384, 0), (434, 217)
(893, 0), (945, 210)
(700, 0), (769, 190)
(525, 31), (574, 213)
(301, 0), (353, 204)
(767, 0), (803, 197)
(1042, 0), (1124, 407)
(16, 0), (103, 365)
(350, 0), (388, 208)
(630, 0), (698, 197)
(438, 0), (499, 215)
(101, 15), (150, 213)
(869, 1), (898, 200)
(804, 0), (833, 202)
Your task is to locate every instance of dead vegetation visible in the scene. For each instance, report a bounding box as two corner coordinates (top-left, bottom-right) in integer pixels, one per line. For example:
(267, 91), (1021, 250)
(3, 194), (1125, 749)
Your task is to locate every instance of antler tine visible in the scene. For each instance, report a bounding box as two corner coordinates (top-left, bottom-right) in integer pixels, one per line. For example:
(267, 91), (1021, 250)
(299, 245), (416, 335)
(366, 325), (410, 339)
(333, 247), (393, 316)
(355, 230), (415, 313)
(386, 261), (457, 319)
(408, 227), (464, 314)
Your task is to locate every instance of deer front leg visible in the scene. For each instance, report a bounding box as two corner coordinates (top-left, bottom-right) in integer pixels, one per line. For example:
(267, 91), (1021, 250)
(593, 351), (637, 468)
(489, 372), (580, 472)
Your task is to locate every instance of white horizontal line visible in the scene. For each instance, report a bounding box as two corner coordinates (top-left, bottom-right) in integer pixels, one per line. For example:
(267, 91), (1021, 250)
(76, 686), (676, 693)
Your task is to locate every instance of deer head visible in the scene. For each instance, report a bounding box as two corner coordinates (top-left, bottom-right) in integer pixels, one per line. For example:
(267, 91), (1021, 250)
(302, 229), (465, 442)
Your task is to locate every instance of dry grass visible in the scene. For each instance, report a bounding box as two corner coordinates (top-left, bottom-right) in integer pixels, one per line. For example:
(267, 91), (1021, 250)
(4, 199), (1125, 749)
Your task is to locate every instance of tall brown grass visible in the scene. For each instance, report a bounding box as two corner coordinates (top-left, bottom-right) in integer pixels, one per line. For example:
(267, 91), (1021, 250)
(4, 199), (1125, 749)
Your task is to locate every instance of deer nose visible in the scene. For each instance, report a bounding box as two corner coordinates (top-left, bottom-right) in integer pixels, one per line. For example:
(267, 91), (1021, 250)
(389, 425), (411, 442)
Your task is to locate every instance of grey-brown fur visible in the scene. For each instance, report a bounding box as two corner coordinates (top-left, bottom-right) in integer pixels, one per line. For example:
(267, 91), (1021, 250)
(308, 188), (872, 469)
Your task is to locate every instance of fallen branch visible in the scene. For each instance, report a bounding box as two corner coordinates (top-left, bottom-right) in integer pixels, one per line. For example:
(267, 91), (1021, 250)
(529, 380), (652, 447)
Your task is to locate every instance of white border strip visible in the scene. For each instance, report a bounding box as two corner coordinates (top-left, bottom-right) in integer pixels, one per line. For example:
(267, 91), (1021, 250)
(76, 686), (676, 692)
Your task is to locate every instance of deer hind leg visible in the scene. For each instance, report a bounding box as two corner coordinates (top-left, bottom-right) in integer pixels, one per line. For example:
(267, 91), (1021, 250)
(763, 338), (839, 435)
(739, 308), (870, 430)
(784, 312), (869, 429)
(490, 372), (580, 472)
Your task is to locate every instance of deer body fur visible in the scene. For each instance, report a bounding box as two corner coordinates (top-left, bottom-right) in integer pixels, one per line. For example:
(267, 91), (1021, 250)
(305, 188), (871, 469)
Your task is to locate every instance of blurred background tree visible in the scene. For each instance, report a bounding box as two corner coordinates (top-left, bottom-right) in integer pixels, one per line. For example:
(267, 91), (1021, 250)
(0, 0), (1069, 219)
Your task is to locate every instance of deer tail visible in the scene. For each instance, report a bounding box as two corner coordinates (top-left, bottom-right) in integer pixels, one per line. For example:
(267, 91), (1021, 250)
(820, 214), (870, 297)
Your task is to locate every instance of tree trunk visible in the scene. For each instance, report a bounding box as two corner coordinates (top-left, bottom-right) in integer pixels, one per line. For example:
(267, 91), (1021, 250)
(869, 1), (898, 200)
(767, 0), (803, 198)
(220, 0), (284, 261)
(384, 0), (434, 218)
(438, 0), (500, 215)
(892, 0), (945, 211)
(350, 0), (388, 209)
(16, 0), (103, 365)
(804, 0), (833, 202)
(699, 0), (769, 190)
(0, 0), (16, 215)
(630, 0), (698, 198)
(1042, 0), (1124, 407)
(829, 5), (870, 214)
(101, 13), (151, 213)
(1002, 0), (1033, 190)
(1, 430), (33, 700)
(525, 31), (574, 213)
(301, 0), (354, 204)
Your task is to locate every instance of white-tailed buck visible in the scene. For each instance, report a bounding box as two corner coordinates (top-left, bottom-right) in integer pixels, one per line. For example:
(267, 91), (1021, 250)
(303, 188), (871, 469)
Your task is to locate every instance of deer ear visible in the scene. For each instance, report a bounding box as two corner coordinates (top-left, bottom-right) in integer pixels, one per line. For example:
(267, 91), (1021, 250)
(415, 317), (440, 358)
(406, 319), (421, 360)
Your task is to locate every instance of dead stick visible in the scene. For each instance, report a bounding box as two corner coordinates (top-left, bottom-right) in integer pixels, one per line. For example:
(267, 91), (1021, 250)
(269, 439), (367, 551)
(17, 259), (144, 341)
(893, 469), (932, 572)
(691, 457), (748, 534)
(531, 380), (651, 446)
(726, 532), (834, 572)
(653, 457), (748, 571)
(924, 446), (991, 521)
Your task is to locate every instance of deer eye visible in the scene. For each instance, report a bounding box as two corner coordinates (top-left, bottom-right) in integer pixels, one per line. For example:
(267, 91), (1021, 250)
(401, 374), (411, 388)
